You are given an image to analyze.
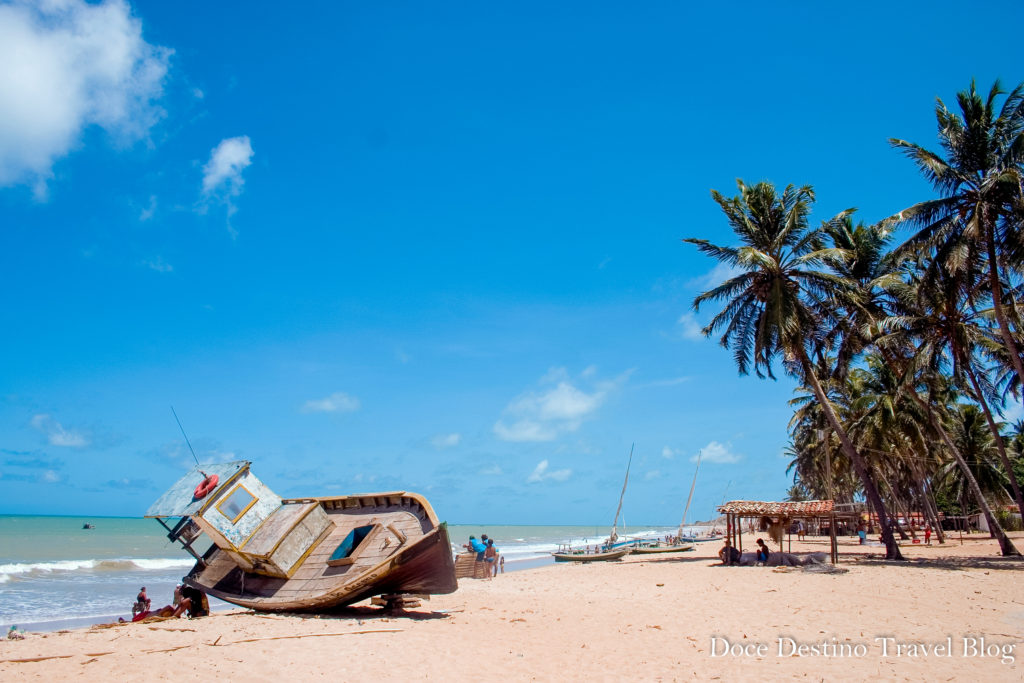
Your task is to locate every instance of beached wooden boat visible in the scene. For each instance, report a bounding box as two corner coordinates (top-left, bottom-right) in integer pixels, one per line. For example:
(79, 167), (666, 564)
(552, 446), (636, 564)
(146, 461), (457, 612)
(630, 542), (695, 554)
(552, 547), (629, 562)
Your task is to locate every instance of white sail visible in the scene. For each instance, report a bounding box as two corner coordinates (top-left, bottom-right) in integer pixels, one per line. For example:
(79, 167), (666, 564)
(609, 444), (633, 544)
(677, 449), (701, 538)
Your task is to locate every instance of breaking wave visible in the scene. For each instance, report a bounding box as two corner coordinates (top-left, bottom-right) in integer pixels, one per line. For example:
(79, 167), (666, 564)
(0, 557), (194, 582)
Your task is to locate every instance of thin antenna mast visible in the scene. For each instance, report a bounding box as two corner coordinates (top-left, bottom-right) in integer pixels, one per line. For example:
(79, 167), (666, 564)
(171, 406), (201, 469)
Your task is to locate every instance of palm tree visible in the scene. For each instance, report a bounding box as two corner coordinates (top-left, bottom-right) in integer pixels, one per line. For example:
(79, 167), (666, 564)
(685, 180), (904, 559)
(876, 262), (1020, 554)
(935, 404), (1012, 534)
(888, 79), (1024, 388)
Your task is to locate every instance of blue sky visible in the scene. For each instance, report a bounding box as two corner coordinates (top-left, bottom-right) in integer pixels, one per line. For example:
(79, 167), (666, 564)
(2, 1), (1022, 524)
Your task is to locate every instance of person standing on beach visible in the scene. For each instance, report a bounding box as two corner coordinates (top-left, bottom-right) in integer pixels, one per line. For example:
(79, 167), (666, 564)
(924, 524), (932, 546)
(484, 538), (499, 577)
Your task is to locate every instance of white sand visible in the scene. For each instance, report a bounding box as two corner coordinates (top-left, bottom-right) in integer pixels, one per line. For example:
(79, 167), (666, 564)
(2, 532), (1022, 681)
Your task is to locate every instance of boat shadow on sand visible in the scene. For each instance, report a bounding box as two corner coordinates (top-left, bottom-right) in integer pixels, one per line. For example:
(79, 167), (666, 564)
(627, 554), (715, 565)
(245, 605), (453, 622)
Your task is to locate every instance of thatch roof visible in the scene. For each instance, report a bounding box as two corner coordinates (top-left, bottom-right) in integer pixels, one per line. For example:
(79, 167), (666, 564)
(717, 500), (834, 516)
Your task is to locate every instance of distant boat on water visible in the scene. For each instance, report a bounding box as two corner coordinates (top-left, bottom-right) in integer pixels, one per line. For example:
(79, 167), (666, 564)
(82, 523), (95, 529)
(146, 461), (457, 612)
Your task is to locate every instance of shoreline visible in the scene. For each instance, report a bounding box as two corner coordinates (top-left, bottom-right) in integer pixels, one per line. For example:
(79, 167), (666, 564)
(3, 532), (1022, 680)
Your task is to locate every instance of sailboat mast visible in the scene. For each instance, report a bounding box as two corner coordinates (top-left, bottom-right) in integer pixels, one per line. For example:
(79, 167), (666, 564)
(610, 443), (634, 541)
(678, 449), (702, 537)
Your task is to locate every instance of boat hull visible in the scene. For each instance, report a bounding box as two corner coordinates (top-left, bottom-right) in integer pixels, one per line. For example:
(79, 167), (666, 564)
(630, 543), (695, 554)
(183, 492), (457, 611)
(552, 548), (629, 562)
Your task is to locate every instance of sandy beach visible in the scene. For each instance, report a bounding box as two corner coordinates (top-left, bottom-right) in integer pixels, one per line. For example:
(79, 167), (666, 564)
(2, 532), (1022, 682)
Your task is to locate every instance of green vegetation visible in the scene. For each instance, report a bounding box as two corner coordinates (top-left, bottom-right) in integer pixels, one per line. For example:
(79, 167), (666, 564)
(687, 79), (1024, 557)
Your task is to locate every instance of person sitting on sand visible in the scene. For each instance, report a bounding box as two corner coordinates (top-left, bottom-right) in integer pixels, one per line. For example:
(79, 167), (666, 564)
(756, 538), (771, 566)
(132, 587), (151, 616)
(128, 598), (193, 623)
(718, 538), (741, 566)
(180, 584), (210, 618)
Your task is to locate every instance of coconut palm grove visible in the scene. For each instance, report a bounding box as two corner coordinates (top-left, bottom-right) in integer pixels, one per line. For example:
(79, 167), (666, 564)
(687, 79), (1024, 559)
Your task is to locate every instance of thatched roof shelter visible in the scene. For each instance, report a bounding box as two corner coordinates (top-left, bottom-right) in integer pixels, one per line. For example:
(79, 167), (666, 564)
(717, 499), (852, 563)
(718, 500), (834, 516)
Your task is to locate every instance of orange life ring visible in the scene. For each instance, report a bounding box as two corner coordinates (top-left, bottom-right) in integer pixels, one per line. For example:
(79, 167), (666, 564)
(193, 474), (219, 499)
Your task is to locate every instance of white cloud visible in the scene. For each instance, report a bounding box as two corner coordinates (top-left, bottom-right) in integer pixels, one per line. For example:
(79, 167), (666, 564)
(526, 459), (571, 483)
(1001, 401), (1023, 424)
(644, 469), (661, 480)
(677, 313), (705, 340)
(691, 262), (744, 291)
(431, 433), (461, 449)
(30, 414), (89, 447)
(693, 440), (741, 464)
(494, 420), (558, 442)
(0, 0), (170, 197)
(201, 135), (253, 195)
(301, 392), (360, 414)
(142, 256), (172, 272)
(494, 368), (627, 442)
(42, 469), (60, 483)
(643, 377), (690, 388)
(661, 446), (677, 459)
(480, 464), (503, 476)
(200, 135), (254, 236)
(139, 194), (156, 221)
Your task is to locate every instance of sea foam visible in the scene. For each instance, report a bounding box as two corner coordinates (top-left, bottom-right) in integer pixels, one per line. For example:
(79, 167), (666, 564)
(0, 557), (194, 581)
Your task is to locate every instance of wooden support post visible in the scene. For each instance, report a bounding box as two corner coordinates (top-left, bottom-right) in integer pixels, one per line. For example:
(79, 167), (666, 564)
(829, 512), (838, 564)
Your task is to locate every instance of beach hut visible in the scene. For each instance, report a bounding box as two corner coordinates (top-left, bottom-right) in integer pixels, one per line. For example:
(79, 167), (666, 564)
(717, 500), (841, 563)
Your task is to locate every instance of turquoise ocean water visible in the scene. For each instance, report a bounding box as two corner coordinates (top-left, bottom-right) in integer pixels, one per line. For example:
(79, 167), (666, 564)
(0, 515), (693, 631)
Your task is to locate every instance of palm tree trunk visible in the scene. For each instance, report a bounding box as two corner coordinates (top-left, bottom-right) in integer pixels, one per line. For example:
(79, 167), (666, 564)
(878, 469), (913, 540)
(798, 351), (904, 560)
(909, 458), (946, 544)
(916, 395), (1019, 555)
(964, 364), (1024, 521)
(985, 222), (1024, 391)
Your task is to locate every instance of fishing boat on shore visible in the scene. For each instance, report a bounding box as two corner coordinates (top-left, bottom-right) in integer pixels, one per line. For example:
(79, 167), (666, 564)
(631, 450), (702, 553)
(552, 546), (629, 562)
(551, 445), (635, 563)
(145, 461), (457, 612)
(630, 540), (694, 554)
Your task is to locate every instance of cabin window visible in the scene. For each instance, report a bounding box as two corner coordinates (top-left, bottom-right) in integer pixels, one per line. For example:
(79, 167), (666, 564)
(327, 525), (376, 566)
(216, 484), (258, 524)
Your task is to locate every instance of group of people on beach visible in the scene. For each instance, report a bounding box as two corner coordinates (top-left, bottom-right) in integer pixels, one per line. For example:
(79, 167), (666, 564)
(122, 584), (209, 623)
(464, 534), (502, 577)
(717, 538), (773, 566)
